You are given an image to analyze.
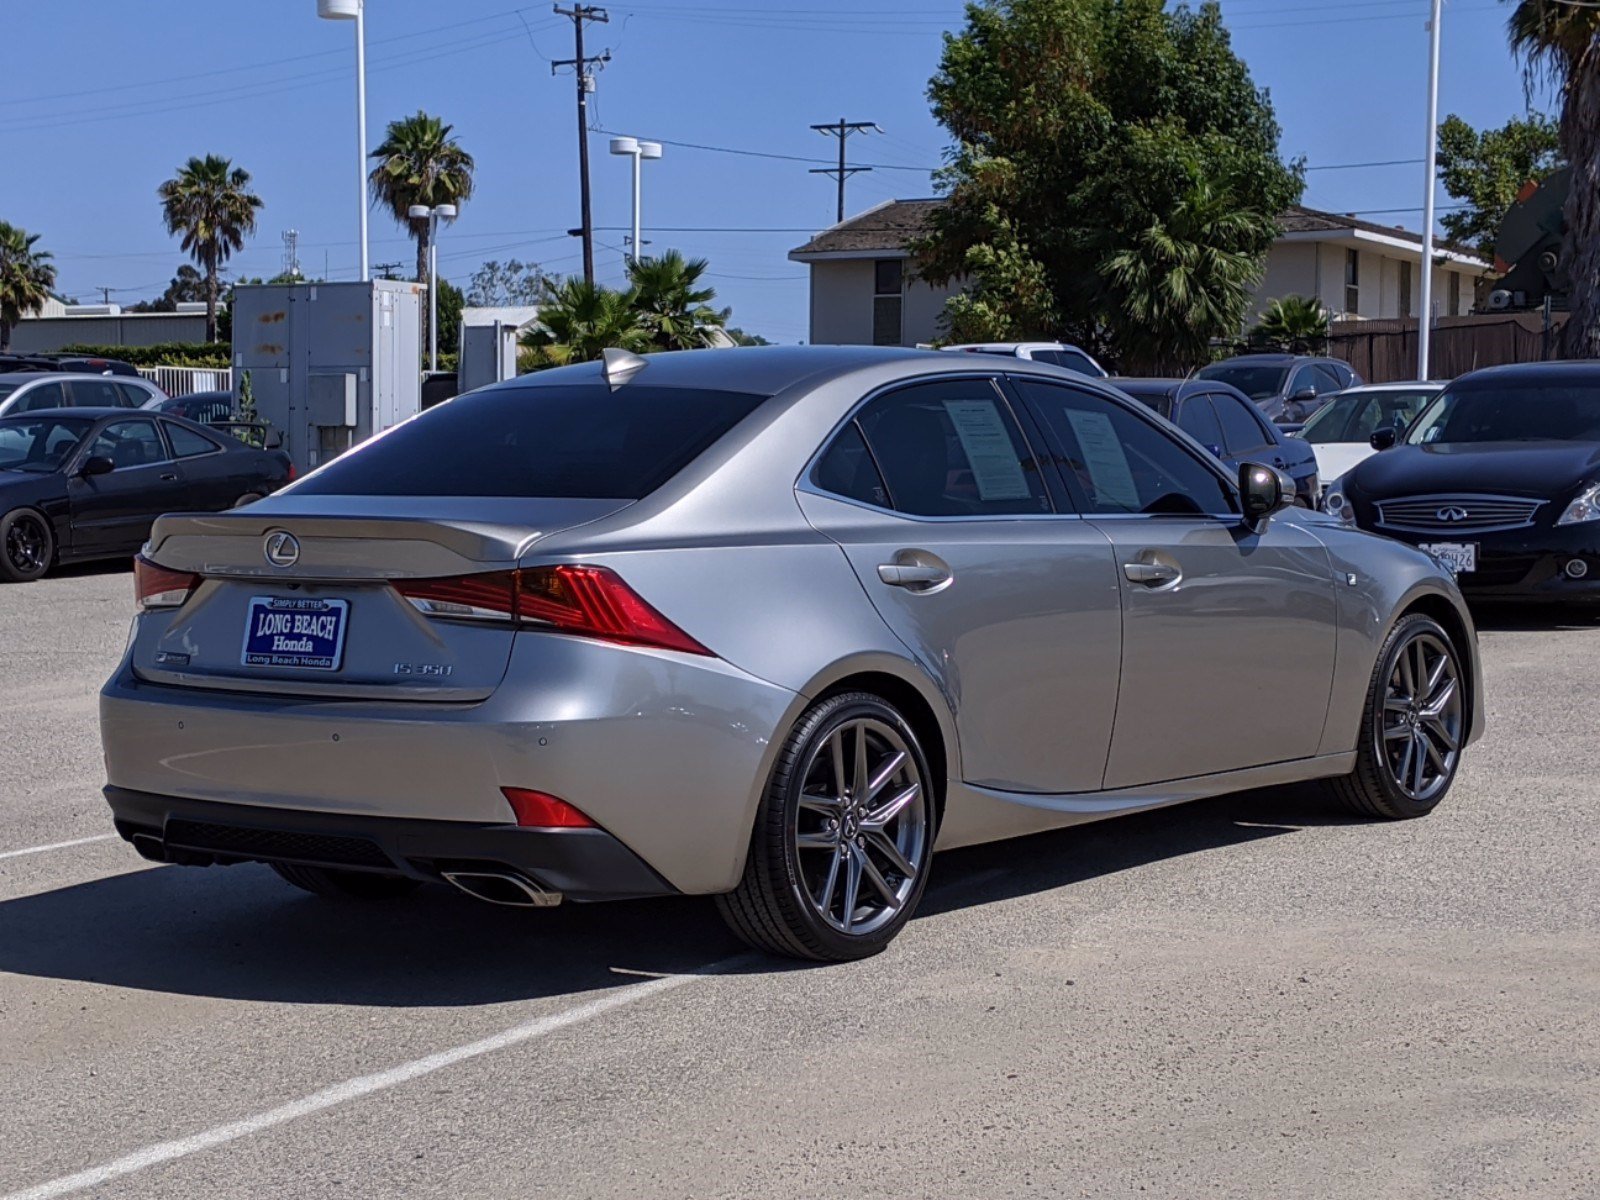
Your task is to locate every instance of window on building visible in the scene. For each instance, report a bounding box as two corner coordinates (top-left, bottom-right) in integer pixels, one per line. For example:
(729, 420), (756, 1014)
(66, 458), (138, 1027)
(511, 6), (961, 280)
(1399, 259), (1413, 319)
(1448, 271), (1462, 316)
(1344, 249), (1360, 315)
(872, 258), (904, 346)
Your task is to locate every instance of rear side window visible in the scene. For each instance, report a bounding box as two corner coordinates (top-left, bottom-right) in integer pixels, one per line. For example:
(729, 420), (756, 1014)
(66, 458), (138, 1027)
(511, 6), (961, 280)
(1174, 396), (1225, 450)
(293, 383), (767, 499)
(113, 382), (150, 407)
(812, 421), (890, 508)
(71, 379), (125, 408)
(850, 378), (1050, 517)
(166, 422), (223, 458)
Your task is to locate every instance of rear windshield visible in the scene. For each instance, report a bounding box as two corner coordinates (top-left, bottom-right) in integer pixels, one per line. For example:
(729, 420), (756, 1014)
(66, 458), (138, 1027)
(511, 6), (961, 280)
(1194, 363), (1289, 401)
(292, 382), (769, 499)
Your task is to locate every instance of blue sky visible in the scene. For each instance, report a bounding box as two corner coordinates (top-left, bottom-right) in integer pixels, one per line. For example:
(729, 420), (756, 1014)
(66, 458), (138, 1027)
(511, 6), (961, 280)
(1, 0), (1547, 343)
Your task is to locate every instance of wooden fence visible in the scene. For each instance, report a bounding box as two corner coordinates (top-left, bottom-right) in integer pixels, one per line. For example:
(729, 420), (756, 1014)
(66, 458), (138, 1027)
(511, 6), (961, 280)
(1326, 312), (1566, 382)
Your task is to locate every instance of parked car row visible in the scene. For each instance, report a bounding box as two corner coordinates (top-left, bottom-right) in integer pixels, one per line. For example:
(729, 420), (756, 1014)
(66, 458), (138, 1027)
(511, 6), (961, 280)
(0, 371), (165, 417)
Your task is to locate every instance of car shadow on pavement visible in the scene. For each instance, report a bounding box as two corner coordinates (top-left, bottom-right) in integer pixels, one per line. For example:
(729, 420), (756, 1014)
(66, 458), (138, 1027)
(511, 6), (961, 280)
(0, 785), (1343, 1005)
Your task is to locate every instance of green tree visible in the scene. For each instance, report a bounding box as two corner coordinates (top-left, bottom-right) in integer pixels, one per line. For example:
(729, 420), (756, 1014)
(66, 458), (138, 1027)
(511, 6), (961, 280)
(1505, 0), (1600, 355)
(127, 264), (205, 314)
(626, 250), (729, 350)
(466, 258), (545, 307)
(368, 111), (475, 351)
(519, 277), (651, 369)
(725, 327), (771, 346)
(157, 155), (263, 342)
(435, 277), (465, 364)
(0, 221), (57, 352)
(916, 0), (1301, 367)
(1249, 294), (1331, 353)
(1437, 112), (1563, 258)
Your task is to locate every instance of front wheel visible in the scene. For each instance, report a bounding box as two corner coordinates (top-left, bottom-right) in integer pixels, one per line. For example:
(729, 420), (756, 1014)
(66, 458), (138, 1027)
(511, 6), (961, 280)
(1325, 613), (1466, 819)
(0, 508), (54, 582)
(717, 692), (936, 962)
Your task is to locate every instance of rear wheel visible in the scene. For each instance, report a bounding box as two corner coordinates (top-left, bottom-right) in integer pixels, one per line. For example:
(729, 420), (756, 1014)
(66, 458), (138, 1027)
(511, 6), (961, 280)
(0, 508), (54, 582)
(271, 862), (421, 900)
(717, 692), (936, 962)
(1325, 613), (1465, 819)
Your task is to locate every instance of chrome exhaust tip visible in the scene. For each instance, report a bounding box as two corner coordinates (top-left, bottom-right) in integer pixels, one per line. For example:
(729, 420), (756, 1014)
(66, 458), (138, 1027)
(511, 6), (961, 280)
(441, 869), (563, 908)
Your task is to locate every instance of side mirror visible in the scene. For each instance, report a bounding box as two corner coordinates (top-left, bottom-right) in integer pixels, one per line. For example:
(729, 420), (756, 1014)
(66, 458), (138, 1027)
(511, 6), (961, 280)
(1291, 386), (1319, 403)
(1239, 461), (1294, 525)
(1369, 426), (1398, 451)
(80, 454), (115, 477)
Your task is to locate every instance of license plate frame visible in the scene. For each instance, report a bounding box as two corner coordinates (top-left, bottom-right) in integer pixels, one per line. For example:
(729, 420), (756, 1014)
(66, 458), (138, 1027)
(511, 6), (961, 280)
(241, 596), (350, 671)
(1419, 541), (1477, 576)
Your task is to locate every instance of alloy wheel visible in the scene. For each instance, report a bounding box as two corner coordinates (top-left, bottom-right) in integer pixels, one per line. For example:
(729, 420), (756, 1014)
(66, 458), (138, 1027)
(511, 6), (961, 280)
(1380, 631), (1462, 803)
(4, 513), (48, 576)
(793, 717), (928, 937)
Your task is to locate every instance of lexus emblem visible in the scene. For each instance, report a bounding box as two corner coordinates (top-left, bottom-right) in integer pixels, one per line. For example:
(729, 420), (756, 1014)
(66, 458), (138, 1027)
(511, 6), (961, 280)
(263, 530), (300, 568)
(1436, 505), (1470, 523)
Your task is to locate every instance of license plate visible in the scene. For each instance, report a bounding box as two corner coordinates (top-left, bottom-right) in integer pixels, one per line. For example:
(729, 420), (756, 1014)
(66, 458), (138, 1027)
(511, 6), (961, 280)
(241, 596), (349, 670)
(1420, 542), (1476, 575)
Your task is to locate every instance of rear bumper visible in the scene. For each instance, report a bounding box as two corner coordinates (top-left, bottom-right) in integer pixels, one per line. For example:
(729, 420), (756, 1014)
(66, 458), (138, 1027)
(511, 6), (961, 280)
(105, 787), (674, 901)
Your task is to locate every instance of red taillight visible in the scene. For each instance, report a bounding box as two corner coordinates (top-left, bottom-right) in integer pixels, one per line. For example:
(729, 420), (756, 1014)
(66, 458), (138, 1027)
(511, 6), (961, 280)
(395, 565), (710, 655)
(501, 787), (596, 829)
(286, 462), (297, 481)
(134, 555), (199, 609)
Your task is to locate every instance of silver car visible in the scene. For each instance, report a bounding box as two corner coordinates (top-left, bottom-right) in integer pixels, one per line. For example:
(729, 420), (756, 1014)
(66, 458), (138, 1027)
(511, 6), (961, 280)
(100, 347), (1483, 961)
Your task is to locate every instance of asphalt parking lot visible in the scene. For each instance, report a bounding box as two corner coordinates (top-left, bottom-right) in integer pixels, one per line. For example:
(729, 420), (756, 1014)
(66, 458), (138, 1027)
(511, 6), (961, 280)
(1, 563), (1597, 1199)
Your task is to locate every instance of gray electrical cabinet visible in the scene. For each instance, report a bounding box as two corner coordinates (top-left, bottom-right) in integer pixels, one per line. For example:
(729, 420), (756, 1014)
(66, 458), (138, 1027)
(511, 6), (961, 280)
(458, 305), (540, 396)
(231, 280), (423, 473)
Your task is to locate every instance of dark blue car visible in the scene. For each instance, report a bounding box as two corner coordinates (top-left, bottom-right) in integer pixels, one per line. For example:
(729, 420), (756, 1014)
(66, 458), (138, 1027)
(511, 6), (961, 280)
(1114, 378), (1320, 507)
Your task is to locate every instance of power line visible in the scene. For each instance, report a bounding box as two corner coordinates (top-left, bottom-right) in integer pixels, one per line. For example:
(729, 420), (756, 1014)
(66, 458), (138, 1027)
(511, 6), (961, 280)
(1305, 158), (1426, 171)
(553, 4), (612, 285)
(591, 128), (935, 172)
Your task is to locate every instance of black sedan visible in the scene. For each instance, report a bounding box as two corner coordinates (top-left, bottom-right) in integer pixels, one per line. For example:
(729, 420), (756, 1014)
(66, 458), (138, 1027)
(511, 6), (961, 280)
(1326, 361), (1600, 601)
(0, 407), (292, 582)
(1114, 377), (1320, 506)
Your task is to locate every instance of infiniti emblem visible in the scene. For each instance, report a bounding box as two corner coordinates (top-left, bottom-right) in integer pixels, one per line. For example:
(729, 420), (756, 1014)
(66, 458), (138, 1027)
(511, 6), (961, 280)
(1436, 505), (1470, 523)
(263, 530), (300, 568)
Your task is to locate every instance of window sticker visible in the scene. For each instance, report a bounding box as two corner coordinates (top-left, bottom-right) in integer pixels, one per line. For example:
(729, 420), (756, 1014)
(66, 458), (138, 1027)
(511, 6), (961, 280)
(1064, 408), (1141, 511)
(943, 399), (1031, 501)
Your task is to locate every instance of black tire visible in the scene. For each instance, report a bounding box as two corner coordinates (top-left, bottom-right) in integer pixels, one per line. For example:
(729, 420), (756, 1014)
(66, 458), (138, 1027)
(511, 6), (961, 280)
(271, 862), (422, 900)
(1325, 613), (1466, 819)
(0, 508), (54, 582)
(716, 692), (937, 962)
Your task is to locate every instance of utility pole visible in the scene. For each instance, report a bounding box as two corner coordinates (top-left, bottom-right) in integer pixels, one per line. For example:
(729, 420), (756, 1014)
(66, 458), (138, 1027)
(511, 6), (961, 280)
(810, 118), (879, 224)
(96, 286), (113, 305)
(1417, 0), (1443, 379)
(553, 4), (610, 285)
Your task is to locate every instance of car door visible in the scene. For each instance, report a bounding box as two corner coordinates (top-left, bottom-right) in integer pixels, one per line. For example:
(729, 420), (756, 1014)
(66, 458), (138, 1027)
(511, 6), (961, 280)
(68, 417), (188, 555)
(795, 375), (1123, 794)
(160, 419), (242, 510)
(1010, 376), (1338, 789)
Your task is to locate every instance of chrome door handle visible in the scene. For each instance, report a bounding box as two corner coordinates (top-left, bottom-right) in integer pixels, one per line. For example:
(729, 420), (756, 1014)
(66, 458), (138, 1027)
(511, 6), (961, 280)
(1123, 561), (1181, 586)
(878, 563), (951, 588)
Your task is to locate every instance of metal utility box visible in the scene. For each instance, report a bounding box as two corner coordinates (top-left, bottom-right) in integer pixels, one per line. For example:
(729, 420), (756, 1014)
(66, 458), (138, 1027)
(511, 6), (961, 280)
(459, 305), (540, 395)
(231, 281), (423, 473)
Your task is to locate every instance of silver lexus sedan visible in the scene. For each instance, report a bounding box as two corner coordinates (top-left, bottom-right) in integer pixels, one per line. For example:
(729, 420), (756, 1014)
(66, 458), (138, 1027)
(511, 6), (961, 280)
(100, 347), (1483, 961)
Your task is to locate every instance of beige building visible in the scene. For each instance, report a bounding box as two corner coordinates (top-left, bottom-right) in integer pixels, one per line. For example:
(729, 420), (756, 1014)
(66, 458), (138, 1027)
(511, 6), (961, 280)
(789, 199), (1488, 348)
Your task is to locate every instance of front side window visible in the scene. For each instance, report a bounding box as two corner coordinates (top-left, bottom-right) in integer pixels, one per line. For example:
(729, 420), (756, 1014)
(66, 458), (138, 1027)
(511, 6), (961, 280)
(88, 418), (168, 469)
(0, 416), (93, 472)
(1210, 391), (1273, 454)
(841, 378), (1051, 517)
(294, 383), (767, 500)
(1014, 379), (1235, 517)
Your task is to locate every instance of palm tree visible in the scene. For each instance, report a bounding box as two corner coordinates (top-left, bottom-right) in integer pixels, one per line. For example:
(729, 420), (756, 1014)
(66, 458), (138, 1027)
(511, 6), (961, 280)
(1506, 1), (1600, 356)
(369, 111), (474, 351)
(519, 278), (651, 369)
(1250, 294), (1331, 353)
(1098, 178), (1275, 374)
(158, 155), (263, 342)
(626, 251), (729, 350)
(0, 221), (57, 352)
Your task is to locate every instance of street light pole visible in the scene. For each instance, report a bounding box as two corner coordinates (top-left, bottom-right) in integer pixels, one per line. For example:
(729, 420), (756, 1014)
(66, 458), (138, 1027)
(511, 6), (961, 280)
(409, 203), (457, 372)
(608, 137), (662, 264)
(317, 0), (369, 282)
(1418, 0), (1443, 379)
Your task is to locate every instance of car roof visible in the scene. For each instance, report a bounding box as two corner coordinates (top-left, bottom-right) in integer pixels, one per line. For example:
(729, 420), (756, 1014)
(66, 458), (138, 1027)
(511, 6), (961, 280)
(1206, 353), (1304, 366)
(2, 406), (130, 419)
(1452, 360), (1600, 388)
(1335, 380), (1446, 392)
(0, 371), (148, 384)
(508, 345), (949, 397)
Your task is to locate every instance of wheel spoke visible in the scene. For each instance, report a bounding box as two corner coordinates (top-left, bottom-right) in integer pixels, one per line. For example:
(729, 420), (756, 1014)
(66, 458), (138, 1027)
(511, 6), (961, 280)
(1396, 647), (1416, 700)
(814, 849), (842, 914)
(1423, 651), (1448, 698)
(1422, 676), (1457, 717)
(1383, 722), (1412, 742)
(799, 792), (843, 817)
(852, 723), (870, 800)
(828, 731), (848, 799)
(868, 829), (916, 878)
(1395, 735), (1415, 788)
(796, 828), (837, 850)
(1410, 732), (1429, 793)
(865, 750), (906, 802)
(841, 848), (862, 932)
(863, 783), (919, 830)
(1384, 696), (1412, 714)
(1420, 732), (1449, 775)
(858, 849), (901, 909)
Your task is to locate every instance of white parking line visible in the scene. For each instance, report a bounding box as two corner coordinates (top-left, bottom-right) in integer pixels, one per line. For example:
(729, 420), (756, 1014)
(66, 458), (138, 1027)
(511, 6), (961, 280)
(0, 835), (117, 862)
(0, 957), (745, 1200)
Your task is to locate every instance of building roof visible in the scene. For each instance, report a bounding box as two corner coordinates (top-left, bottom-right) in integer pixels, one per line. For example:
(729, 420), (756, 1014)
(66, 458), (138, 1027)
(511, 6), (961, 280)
(790, 199), (1488, 266)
